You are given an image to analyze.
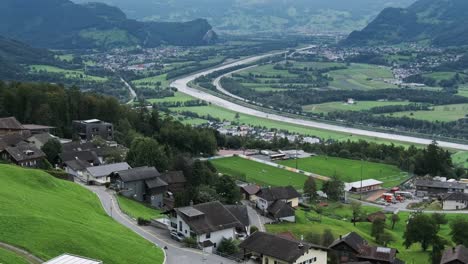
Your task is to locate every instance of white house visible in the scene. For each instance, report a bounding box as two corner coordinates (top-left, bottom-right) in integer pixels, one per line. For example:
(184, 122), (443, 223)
(84, 162), (131, 184)
(256, 186), (300, 222)
(441, 192), (468, 210)
(168, 201), (249, 252)
(239, 232), (328, 264)
(345, 179), (383, 193)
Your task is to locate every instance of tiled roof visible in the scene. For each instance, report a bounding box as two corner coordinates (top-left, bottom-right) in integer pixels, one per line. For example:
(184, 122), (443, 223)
(329, 232), (368, 253)
(0, 117), (24, 130)
(441, 245), (468, 264)
(257, 186), (300, 201)
(114, 166), (160, 182)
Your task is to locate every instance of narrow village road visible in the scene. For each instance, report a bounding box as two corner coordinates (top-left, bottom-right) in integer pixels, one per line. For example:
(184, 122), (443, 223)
(0, 242), (43, 264)
(85, 185), (236, 264)
(170, 48), (468, 151)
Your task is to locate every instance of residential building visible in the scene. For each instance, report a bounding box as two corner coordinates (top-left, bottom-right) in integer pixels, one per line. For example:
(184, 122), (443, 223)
(256, 186), (300, 222)
(415, 180), (467, 197)
(329, 232), (403, 264)
(225, 204), (250, 236)
(160, 170), (186, 194)
(27, 133), (55, 149)
(81, 162), (131, 185)
(239, 232), (328, 264)
(64, 159), (92, 179)
(441, 193), (468, 210)
(44, 254), (102, 264)
(60, 150), (101, 166)
(240, 184), (260, 201)
(167, 201), (247, 252)
(22, 124), (55, 135)
(0, 117), (29, 136)
(72, 119), (113, 141)
(441, 245), (468, 264)
(110, 166), (167, 208)
(0, 134), (26, 151)
(345, 179), (383, 193)
(1, 142), (46, 168)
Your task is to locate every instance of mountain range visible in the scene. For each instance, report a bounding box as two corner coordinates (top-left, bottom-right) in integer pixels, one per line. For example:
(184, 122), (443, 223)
(0, 0), (217, 49)
(72, 0), (415, 34)
(343, 0), (468, 46)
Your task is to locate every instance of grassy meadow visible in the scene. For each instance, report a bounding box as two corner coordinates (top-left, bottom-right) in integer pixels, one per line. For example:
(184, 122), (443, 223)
(387, 103), (468, 122)
(303, 101), (410, 114)
(117, 196), (164, 220)
(29, 65), (107, 82)
(0, 165), (164, 264)
(0, 247), (30, 264)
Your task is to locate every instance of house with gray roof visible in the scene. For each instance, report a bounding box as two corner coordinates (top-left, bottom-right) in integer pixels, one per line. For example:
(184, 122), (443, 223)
(0, 117), (29, 137)
(415, 179), (467, 197)
(441, 192), (468, 210)
(110, 166), (168, 208)
(27, 133), (55, 149)
(441, 245), (468, 264)
(256, 186), (300, 222)
(239, 232), (328, 264)
(168, 201), (248, 253)
(80, 162), (131, 185)
(1, 142), (46, 168)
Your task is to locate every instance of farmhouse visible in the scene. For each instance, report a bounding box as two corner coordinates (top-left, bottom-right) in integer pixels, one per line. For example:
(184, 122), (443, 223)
(239, 232), (328, 264)
(44, 254), (102, 264)
(160, 170), (186, 194)
(110, 166), (168, 208)
(72, 119), (114, 141)
(22, 124), (55, 135)
(256, 186), (300, 222)
(0, 117), (29, 136)
(345, 179), (383, 193)
(441, 192), (468, 210)
(240, 184), (260, 201)
(329, 232), (402, 264)
(1, 142), (46, 168)
(441, 245), (468, 264)
(168, 201), (248, 252)
(415, 179), (467, 197)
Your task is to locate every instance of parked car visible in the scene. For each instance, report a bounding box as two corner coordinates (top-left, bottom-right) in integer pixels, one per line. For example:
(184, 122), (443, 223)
(170, 231), (185, 242)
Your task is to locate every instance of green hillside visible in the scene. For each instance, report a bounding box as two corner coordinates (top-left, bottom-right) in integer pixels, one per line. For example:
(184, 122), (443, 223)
(0, 165), (164, 264)
(343, 0), (468, 47)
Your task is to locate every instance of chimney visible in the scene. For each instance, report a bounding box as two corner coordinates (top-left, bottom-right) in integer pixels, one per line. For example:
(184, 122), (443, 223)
(298, 243), (304, 249)
(189, 200), (194, 206)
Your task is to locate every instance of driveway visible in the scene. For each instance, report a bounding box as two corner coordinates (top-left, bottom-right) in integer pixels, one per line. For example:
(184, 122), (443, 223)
(85, 185), (236, 264)
(242, 201), (273, 232)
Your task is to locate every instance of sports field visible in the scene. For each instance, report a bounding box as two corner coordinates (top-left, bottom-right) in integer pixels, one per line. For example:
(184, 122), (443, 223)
(278, 156), (408, 187)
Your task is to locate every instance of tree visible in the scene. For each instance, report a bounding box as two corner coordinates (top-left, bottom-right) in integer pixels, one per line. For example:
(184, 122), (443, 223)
(379, 232), (395, 247)
(404, 213), (439, 251)
(371, 218), (385, 241)
(351, 201), (362, 226)
(322, 176), (344, 201)
(217, 238), (239, 255)
(431, 236), (448, 264)
(126, 137), (171, 171)
(303, 177), (318, 201)
(431, 213), (448, 228)
(41, 139), (62, 165)
(305, 233), (322, 245)
(234, 112), (240, 120)
(195, 185), (219, 204)
(391, 214), (400, 230)
(321, 229), (335, 247)
(450, 217), (468, 247)
(215, 175), (241, 204)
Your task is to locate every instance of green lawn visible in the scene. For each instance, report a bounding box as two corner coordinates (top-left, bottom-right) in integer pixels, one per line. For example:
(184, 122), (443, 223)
(303, 101), (410, 114)
(266, 203), (459, 264)
(278, 156), (408, 187)
(328, 63), (397, 90)
(210, 156), (317, 190)
(452, 151), (468, 169)
(29, 65), (107, 82)
(0, 165), (164, 264)
(0, 247), (29, 264)
(388, 103), (468, 122)
(132, 74), (169, 89)
(148, 92), (195, 104)
(117, 195), (164, 220)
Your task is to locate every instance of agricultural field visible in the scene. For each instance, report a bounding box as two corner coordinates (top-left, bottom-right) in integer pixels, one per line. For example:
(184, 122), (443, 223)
(148, 92), (195, 104)
(327, 63), (397, 90)
(0, 165), (164, 264)
(29, 65), (107, 82)
(457, 85), (468, 98)
(303, 101), (410, 114)
(132, 74), (169, 90)
(267, 203), (460, 264)
(422, 71), (460, 81)
(387, 103), (468, 122)
(0, 247), (29, 264)
(210, 156), (317, 190)
(117, 196), (164, 220)
(278, 156), (408, 187)
(452, 151), (468, 169)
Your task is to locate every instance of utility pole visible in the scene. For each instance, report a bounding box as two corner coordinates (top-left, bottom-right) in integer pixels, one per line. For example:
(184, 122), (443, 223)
(360, 162), (363, 201)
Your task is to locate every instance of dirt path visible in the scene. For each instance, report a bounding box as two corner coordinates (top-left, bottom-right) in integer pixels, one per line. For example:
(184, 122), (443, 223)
(0, 242), (43, 264)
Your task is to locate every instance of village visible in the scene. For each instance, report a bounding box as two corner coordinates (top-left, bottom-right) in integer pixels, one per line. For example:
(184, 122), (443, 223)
(1, 115), (468, 264)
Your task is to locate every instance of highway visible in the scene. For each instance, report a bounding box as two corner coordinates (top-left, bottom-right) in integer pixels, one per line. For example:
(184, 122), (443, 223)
(170, 50), (468, 151)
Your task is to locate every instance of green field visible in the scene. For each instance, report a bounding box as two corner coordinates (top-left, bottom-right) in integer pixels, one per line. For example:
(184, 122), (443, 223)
(148, 92), (195, 104)
(388, 103), (468, 122)
(328, 63), (397, 90)
(0, 165), (164, 264)
(452, 151), (468, 169)
(29, 65), (107, 82)
(132, 74), (169, 89)
(117, 195), (164, 220)
(422, 71), (459, 81)
(210, 156), (317, 190)
(266, 203), (459, 264)
(278, 156), (408, 187)
(0, 247), (29, 264)
(457, 85), (468, 98)
(303, 101), (410, 114)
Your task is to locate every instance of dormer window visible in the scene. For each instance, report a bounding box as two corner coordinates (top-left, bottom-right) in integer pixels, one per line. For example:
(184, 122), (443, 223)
(24, 150), (34, 156)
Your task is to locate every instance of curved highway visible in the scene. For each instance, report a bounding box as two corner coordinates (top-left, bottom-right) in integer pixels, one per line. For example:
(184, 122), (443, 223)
(170, 51), (468, 151)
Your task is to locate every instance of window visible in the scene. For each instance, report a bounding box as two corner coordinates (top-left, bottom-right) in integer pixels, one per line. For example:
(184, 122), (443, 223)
(206, 232), (211, 239)
(179, 221), (182, 231)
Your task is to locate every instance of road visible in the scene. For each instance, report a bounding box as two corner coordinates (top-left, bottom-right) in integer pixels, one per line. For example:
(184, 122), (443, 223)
(170, 50), (468, 151)
(85, 185), (236, 264)
(121, 77), (137, 104)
